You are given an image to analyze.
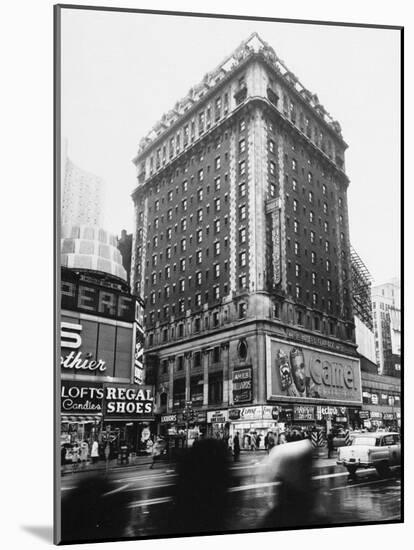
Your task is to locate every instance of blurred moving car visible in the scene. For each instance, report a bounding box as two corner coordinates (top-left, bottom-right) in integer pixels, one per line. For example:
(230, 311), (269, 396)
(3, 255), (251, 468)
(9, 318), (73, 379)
(337, 431), (401, 477)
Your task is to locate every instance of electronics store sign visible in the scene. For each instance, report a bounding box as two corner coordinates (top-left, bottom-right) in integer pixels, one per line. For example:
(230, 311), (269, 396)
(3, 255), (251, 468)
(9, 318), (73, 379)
(103, 384), (154, 420)
(267, 337), (362, 404)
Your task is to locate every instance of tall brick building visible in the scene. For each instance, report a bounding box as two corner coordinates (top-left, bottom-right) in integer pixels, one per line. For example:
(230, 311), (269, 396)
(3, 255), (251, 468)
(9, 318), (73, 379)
(131, 34), (361, 442)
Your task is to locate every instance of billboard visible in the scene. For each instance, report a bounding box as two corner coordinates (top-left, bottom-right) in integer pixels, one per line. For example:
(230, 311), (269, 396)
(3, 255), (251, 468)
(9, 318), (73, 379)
(103, 383), (154, 420)
(61, 318), (133, 379)
(266, 336), (362, 405)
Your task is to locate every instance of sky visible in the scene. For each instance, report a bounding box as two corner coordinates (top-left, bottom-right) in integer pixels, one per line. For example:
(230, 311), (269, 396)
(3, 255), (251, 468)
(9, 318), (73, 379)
(61, 8), (401, 286)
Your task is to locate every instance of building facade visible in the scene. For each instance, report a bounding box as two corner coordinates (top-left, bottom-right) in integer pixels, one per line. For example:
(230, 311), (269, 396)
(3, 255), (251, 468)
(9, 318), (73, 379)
(371, 278), (401, 377)
(117, 229), (133, 286)
(131, 33), (360, 443)
(61, 144), (105, 227)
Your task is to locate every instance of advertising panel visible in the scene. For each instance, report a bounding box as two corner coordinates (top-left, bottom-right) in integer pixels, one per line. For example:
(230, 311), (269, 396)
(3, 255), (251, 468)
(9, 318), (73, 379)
(207, 410), (229, 423)
(266, 336), (362, 405)
(61, 319), (133, 379)
(61, 381), (103, 413)
(61, 270), (136, 322)
(232, 367), (252, 404)
(103, 383), (154, 421)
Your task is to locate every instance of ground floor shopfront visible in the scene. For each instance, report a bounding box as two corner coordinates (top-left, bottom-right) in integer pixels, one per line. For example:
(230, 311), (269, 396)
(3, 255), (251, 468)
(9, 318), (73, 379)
(60, 379), (155, 458)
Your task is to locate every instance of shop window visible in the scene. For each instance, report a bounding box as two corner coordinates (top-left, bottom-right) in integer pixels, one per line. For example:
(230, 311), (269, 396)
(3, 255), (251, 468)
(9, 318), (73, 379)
(173, 378), (185, 409)
(190, 376), (204, 405)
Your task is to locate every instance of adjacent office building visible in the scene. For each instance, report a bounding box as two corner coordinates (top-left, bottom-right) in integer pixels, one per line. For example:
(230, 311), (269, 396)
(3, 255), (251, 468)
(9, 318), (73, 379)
(372, 278), (401, 377)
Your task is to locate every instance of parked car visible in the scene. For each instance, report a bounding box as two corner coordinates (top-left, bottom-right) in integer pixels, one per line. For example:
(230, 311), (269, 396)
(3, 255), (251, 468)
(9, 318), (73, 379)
(337, 431), (401, 477)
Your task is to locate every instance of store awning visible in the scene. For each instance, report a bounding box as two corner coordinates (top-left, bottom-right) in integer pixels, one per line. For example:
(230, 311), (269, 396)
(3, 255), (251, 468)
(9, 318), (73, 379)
(61, 414), (102, 424)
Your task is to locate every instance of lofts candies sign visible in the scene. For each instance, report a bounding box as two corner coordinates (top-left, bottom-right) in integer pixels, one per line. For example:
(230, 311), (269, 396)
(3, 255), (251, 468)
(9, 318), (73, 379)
(103, 384), (154, 420)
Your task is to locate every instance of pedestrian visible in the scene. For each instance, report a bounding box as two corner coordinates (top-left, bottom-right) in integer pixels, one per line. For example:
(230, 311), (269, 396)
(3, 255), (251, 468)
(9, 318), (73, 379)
(267, 431), (276, 452)
(327, 430), (334, 458)
(71, 442), (80, 473)
(233, 432), (240, 462)
(80, 440), (89, 468)
(256, 433), (261, 450)
(250, 433), (256, 452)
(91, 439), (99, 464)
(149, 437), (162, 469)
(264, 432), (269, 453)
(278, 431), (286, 445)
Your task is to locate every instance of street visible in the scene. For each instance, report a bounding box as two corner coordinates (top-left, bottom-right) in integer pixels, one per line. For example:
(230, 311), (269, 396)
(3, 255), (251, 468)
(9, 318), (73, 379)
(60, 452), (401, 542)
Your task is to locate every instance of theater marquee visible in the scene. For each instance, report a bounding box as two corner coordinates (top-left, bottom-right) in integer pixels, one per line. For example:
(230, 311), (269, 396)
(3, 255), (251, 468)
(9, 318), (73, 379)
(266, 336), (362, 405)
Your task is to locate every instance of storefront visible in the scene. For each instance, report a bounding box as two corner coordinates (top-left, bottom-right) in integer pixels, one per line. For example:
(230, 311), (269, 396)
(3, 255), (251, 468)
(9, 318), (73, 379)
(207, 409), (230, 441)
(227, 406), (280, 449)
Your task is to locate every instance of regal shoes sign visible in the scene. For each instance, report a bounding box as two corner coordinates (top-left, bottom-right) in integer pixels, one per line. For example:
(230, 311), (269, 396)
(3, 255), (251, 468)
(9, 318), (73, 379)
(103, 383), (154, 420)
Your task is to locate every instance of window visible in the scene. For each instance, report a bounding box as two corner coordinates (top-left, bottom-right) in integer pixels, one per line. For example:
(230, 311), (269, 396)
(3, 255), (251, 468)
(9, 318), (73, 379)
(198, 169), (204, 181)
(180, 238), (186, 252)
(312, 272), (317, 285)
(214, 264), (220, 278)
(196, 250), (202, 264)
(324, 221), (329, 233)
(309, 211), (314, 223)
(239, 302), (247, 319)
(197, 209), (203, 223)
(180, 258), (186, 272)
(215, 198), (221, 212)
(182, 199), (187, 212)
(326, 259), (331, 272)
(240, 119), (246, 132)
(292, 159), (297, 171)
(214, 241), (220, 256)
(309, 191), (313, 203)
(165, 266), (171, 279)
(339, 197), (343, 208)
(327, 279), (332, 291)
(270, 183), (276, 197)
(322, 184), (327, 195)
(239, 182), (246, 197)
(214, 176), (221, 191)
(215, 156), (221, 170)
(325, 240), (330, 253)
(239, 160), (246, 175)
(295, 285), (301, 299)
(312, 293), (318, 306)
(239, 227), (246, 243)
(152, 254), (157, 267)
(292, 178), (297, 191)
(339, 214), (344, 224)
(295, 263), (300, 277)
(208, 372), (223, 405)
(294, 242), (300, 255)
(214, 286), (220, 300)
(239, 204), (246, 220)
(293, 199), (298, 212)
(239, 251), (247, 267)
(314, 316), (320, 330)
(239, 274), (247, 289)
(269, 140), (275, 153)
(154, 218), (159, 229)
(239, 139), (246, 154)
(153, 236), (158, 248)
(311, 251), (316, 264)
(214, 219), (220, 233)
(166, 247), (171, 260)
(196, 271), (202, 285)
(197, 229), (203, 243)
(310, 231), (315, 244)
(340, 232), (345, 243)
(270, 161), (276, 175)
(213, 311), (219, 327)
(308, 172), (313, 184)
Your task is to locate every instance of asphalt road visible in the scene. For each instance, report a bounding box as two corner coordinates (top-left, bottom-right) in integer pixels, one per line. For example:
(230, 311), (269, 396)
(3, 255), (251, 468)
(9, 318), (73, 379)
(60, 453), (401, 543)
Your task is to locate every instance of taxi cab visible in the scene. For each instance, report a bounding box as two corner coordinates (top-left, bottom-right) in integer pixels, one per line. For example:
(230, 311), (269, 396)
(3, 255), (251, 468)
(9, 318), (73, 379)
(337, 431), (401, 477)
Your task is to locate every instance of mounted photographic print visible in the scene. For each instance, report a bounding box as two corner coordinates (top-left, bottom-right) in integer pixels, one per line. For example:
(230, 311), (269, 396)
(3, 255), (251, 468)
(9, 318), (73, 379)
(54, 4), (403, 545)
